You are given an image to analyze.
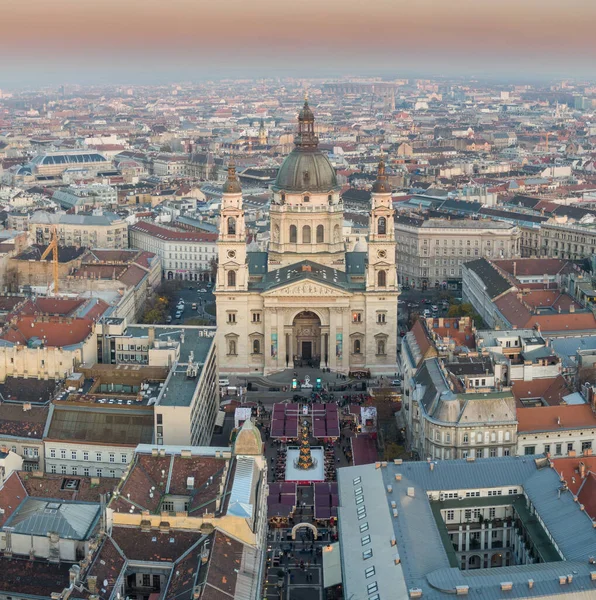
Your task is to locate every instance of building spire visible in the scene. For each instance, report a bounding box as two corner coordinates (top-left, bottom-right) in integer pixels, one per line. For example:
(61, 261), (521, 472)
(371, 155), (391, 194)
(296, 95), (317, 150)
(223, 157), (242, 194)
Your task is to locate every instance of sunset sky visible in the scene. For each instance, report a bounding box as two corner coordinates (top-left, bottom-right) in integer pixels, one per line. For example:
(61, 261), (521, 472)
(1, 0), (595, 85)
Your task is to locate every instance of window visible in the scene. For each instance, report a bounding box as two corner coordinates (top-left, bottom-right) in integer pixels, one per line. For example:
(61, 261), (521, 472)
(524, 446), (535, 455)
(71, 451), (77, 460)
(360, 522), (369, 532)
(378, 217), (387, 235)
(365, 567), (376, 578)
(143, 574), (151, 587)
(50, 465), (57, 474)
(96, 468), (102, 477)
(465, 509), (472, 520)
(376, 340), (386, 355)
(228, 339), (237, 355)
(61, 465), (67, 474)
(228, 312), (236, 323)
(377, 312), (386, 324)
(109, 453), (115, 463)
(489, 508), (496, 519)
(567, 442), (574, 453)
(304, 195), (310, 203)
(83, 451), (89, 461)
(490, 448), (496, 457)
(353, 339), (361, 354)
(96, 452), (102, 462)
(353, 476), (362, 485)
(361, 535), (371, 545)
(253, 339), (261, 354)
(544, 444), (551, 455)
(121, 454), (127, 463)
(446, 510), (454, 521)
(582, 441), (592, 452)
(252, 312), (261, 323)
(302, 225), (311, 244)
(227, 217), (236, 235)
(363, 549), (373, 560)
(367, 582), (379, 594)
(60, 449), (66, 459)
(504, 449), (510, 456)
(377, 270), (386, 287)
(556, 443), (562, 455)
(353, 312), (362, 323)
(72, 467), (78, 475)
(227, 270), (236, 287)
(463, 434), (469, 444)
(316, 224), (324, 243)
(84, 467), (90, 476)
(290, 225), (297, 243)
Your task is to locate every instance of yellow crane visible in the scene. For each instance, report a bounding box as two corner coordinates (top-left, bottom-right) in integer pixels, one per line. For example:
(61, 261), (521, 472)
(40, 226), (59, 295)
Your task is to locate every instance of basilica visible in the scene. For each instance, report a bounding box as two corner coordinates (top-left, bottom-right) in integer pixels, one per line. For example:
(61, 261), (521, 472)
(215, 99), (398, 376)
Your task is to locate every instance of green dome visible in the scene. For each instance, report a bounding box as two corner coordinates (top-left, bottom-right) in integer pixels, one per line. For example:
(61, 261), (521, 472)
(272, 99), (340, 194)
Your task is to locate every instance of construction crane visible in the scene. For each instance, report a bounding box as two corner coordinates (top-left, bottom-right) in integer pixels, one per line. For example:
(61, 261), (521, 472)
(40, 226), (59, 295)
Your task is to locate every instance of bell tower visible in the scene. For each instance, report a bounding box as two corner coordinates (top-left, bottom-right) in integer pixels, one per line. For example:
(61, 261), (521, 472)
(216, 161), (248, 292)
(367, 159), (397, 291)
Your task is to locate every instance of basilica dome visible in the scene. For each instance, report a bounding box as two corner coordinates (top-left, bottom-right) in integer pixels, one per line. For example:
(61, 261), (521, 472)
(272, 99), (339, 193)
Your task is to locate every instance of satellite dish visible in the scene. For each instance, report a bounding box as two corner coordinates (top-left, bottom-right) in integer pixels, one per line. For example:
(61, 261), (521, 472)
(103, 580), (108, 588)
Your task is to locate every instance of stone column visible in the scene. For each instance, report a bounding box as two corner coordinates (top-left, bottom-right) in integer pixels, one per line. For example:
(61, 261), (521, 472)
(342, 307), (350, 373)
(481, 523), (486, 550)
(502, 523), (508, 548)
(329, 308), (337, 371)
(458, 526), (463, 552)
(488, 522), (493, 550)
(264, 308), (272, 374)
(465, 525), (471, 552)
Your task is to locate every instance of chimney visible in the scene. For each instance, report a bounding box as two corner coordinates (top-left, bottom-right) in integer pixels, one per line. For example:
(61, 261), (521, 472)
(148, 326), (155, 346)
(513, 262), (517, 278)
(580, 462), (586, 479)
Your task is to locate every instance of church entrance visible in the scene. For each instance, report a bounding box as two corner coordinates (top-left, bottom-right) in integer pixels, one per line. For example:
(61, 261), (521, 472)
(293, 311), (321, 368)
(302, 341), (312, 360)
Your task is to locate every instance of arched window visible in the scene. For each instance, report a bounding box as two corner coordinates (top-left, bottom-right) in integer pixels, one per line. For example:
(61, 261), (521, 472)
(378, 216), (386, 235)
(227, 217), (236, 235)
(281, 193), (286, 203)
(377, 339), (386, 355)
(304, 195), (310, 203)
(333, 224), (340, 244)
(228, 339), (237, 355)
(227, 270), (236, 287)
(353, 339), (361, 354)
(378, 270), (386, 287)
(253, 339), (261, 354)
(290, 225), (297, 243)
(316, 224), (324, 243)
(328, 194), (333, 204)
(302, 225), (311, 244)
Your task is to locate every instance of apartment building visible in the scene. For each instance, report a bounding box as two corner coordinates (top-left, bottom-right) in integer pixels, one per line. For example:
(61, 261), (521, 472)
(395, 215), (520, 289)
(30, 210), (128, 249)
(540, 220), (596, 260)
(129, 219), (218, 281)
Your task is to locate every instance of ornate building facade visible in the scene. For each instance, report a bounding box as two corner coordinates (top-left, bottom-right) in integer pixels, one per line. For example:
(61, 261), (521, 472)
(215, 100), (398, 375)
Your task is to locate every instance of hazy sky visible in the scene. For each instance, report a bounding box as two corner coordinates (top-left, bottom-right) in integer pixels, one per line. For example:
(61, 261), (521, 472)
(1, 0), (595, 86)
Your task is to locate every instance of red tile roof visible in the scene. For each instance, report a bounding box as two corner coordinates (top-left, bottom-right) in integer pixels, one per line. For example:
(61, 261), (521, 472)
(517, 404), (596, 433)
(493, 258), (573, 277)
(550, 456), (596, 494)
(578, 472), (596, 518)
(131, 220), (218, 242)
(0, 471), (27, 527)
(1, 315), (94, 347)
(532, 312), (596, 332)
(411, 319), (433, 360)
(118, 264), (147, 288)
(511, 375), (569, 407)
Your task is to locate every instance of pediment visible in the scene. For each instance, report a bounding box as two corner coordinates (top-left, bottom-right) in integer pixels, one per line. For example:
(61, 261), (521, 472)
(263, 277), (351, 298)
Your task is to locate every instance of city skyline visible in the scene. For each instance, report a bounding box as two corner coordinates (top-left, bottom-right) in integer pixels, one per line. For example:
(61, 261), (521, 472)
(2, 0), (596, 86)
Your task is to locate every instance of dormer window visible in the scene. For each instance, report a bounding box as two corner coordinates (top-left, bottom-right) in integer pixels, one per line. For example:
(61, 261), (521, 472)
(304, 195), (310, 203)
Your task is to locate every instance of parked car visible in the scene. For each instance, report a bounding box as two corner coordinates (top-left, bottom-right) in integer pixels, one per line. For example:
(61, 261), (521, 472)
(199, 288), (208, 293)
(166, 315), (172, 323)
(391, 379), (402, 387)
(175, 311), (182, 319)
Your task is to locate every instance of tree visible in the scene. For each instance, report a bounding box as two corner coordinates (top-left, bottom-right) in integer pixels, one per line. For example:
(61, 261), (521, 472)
(142, 308), (165, 324)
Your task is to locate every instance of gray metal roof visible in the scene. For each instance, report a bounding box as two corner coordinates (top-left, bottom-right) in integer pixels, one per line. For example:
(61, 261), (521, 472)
(5, 498), (100, 540)
(226, 456), (256, 519)
(337, 456), (596, 599)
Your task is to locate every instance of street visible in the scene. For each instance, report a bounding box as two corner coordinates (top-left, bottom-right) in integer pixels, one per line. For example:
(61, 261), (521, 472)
(168, 284), (216, 325)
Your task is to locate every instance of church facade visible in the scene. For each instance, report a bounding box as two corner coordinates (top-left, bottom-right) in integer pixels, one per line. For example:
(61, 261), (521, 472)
(215, 100), (398, 376)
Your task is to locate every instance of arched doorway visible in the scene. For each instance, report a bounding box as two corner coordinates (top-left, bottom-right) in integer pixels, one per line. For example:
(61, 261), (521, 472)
(468, 555), (481, 570)
(491, 553), (503, 568)
(293, 311), (321, 367)
(291, 522), (318, 540)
